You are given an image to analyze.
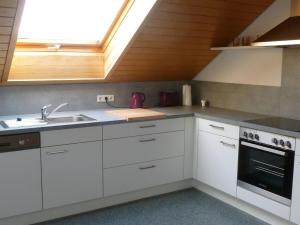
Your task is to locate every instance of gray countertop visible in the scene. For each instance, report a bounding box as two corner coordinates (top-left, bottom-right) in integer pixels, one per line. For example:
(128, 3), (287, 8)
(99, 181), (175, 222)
(0, 106), (299, 138)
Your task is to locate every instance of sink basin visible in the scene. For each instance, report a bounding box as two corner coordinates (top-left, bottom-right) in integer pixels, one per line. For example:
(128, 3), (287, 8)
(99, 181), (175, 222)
(1, 118), (48, 128)
(46, 114), (96, 124)
(1, 114), (96, 128)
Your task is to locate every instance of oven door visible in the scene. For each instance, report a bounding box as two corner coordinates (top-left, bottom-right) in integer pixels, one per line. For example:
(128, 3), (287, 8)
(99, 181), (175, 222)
(238, 139), (294, 206)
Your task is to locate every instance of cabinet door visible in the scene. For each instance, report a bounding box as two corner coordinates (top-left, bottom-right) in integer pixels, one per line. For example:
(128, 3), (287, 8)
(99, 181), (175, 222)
(291, 156), (300, 224)
(0, 149), (42, 219)
(197, 131), (238, 197)
(42, 141), (102, 209)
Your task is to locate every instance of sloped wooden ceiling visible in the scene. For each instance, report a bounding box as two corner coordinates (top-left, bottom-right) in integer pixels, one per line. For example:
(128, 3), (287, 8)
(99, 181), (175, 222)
(107, 0), (274, 82)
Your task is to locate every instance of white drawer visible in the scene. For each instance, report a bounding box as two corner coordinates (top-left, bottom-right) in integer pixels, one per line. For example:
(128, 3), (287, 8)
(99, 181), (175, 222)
(103, 118), (184, 139)
(41, 126), (102, 147)
(103, 131), (184, 168)
(237, 186), (290, 220)
(103, 156), (184, 196)
(197, 118), (239, 139)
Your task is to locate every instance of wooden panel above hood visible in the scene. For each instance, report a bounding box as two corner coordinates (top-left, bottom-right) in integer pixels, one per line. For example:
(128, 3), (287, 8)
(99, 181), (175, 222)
(106, 0), (274, 82)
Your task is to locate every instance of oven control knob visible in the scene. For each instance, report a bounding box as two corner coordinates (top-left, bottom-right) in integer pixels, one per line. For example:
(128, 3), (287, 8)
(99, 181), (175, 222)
(249, 133), (254, 139)
(286, 141), (292, 148)
(254, 134), (259, 141)
(243, 132), (248, 138)
(279, 139), (285, 147)
(272, 138), (278, 145)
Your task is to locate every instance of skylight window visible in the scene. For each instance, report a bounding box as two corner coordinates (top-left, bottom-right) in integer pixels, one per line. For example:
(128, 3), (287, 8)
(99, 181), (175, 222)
(17, 0), (126, 45)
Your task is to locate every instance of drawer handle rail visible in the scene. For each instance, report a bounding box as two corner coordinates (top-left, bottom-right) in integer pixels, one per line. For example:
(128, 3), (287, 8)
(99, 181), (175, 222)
(209, 124), (225, 130)
(139, 125), (156, 129)
(46, 150), (69, 155)
(139, 165), (156, 170)
(220, 141), (236, 149)
(139, 138), (156, 143)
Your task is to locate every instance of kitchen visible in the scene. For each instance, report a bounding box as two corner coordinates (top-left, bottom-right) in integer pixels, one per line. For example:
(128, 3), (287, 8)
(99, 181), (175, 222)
(0, 0), (299, 225)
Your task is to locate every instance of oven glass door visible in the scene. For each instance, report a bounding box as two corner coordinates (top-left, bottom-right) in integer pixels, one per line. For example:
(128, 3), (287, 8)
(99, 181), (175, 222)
(238, 139), (294, 201)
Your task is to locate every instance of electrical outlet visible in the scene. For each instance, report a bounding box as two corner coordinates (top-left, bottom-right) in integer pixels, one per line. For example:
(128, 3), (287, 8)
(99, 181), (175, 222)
(97, 95), (114, 103)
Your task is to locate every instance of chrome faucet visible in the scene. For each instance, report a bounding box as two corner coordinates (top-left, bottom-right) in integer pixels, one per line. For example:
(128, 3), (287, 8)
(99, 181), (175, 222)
(41, 103), (69, 120)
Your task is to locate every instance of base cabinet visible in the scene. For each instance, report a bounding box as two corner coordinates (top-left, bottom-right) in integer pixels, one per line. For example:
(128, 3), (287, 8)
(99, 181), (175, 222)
(0, 149), (42, 219)
(197, 131), (238, 197)
(291, 156), (300, 224)
(41, 141), (103, 209)
(104, 156), (183, 196)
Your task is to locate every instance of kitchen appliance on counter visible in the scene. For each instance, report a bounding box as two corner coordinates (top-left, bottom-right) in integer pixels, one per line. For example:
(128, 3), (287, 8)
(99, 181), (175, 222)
(159, 92), (179, 107)
(182, 84), (192, 106)
(130, 92), (146, 109)
(238, 126), (295, 206)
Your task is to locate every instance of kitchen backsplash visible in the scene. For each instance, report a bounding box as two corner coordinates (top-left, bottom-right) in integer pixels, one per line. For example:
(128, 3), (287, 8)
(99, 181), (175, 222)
(192, 48), (300, 120)
(0, 81), (188, 116)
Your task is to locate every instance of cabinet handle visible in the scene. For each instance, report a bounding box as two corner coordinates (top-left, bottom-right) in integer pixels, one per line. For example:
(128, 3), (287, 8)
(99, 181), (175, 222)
(220, 141), (236, 149)
(46, 150), (69, 155)
(139, 138), (156, 143)
(209, 124), (225, 130)
(139, 125), (156, 129)
(139, 165), (156, 170)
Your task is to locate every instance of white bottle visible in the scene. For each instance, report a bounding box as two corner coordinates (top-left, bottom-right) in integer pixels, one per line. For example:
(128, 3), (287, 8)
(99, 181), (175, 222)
(182, 84), (192, 106)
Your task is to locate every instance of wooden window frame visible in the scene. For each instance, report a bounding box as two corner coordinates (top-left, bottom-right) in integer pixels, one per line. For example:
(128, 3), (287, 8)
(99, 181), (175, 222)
(15, 0), (130, 53)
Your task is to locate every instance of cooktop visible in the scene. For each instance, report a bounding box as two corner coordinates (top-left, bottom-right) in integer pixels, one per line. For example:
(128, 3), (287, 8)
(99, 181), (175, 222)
(245, 117), (300, 132)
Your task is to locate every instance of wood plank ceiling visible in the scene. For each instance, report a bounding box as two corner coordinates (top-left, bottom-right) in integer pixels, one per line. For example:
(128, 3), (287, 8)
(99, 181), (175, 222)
(107, 0), (274, 82)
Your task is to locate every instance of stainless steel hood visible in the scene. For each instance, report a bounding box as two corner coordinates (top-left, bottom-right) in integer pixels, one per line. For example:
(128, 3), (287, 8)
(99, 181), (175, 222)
(252, 0), (300, 47)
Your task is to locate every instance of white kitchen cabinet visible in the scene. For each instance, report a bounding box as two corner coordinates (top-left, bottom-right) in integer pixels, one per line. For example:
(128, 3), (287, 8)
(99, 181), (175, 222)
(41, 126), (102, 147)
(104, 156), (184, 196)
(103, 131), (184, 168)
(103, 118), (184, 139)
(291, 156), (300, 224)
(197, 130), (239, 197)
(41, 141), (102, 209)
(0, 149), (42, 219)
(296, 139), (300, 156)
(197, 118), (239, 139)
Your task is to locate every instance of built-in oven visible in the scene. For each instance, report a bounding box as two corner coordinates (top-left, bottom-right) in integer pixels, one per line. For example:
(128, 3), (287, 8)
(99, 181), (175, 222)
(238, 128), (295, 206)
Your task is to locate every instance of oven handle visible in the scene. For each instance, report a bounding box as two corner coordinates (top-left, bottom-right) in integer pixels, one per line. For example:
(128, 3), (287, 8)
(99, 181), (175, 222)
(241, 141), (286, 156)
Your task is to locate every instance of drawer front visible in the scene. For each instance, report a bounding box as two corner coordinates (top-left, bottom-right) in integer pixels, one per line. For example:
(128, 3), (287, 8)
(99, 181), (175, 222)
(197, 118), (239, 139)
(103, 118), (184, 139)
(103, 156), (184, 196)
(103, 131), (184, 168)
(237, 186), (290, 220)
(41, 126), (102, 147)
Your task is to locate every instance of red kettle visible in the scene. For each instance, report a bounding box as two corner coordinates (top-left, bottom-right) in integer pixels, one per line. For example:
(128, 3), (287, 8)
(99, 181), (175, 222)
(130, 92), (146, 108)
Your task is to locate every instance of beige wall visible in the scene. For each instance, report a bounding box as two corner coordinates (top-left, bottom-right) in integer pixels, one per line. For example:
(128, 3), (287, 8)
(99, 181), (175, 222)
(194, 0), (290, 87)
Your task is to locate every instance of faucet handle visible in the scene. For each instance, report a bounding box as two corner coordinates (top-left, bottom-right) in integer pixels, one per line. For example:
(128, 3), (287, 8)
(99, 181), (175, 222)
(42, 104), (52, 110)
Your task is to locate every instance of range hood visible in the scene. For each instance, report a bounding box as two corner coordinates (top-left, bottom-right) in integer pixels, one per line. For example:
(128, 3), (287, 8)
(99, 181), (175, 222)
(253, 0), (300, 47)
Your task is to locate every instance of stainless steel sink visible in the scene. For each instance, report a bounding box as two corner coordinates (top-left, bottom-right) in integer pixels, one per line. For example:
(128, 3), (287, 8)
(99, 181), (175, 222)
(46, 114), (96, 124)
(1, 114), (96, 128)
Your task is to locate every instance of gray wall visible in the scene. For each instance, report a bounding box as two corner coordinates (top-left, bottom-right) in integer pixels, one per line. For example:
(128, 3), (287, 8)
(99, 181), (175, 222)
(0, 81), (188, 116)
(192, 48), (300, 120)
